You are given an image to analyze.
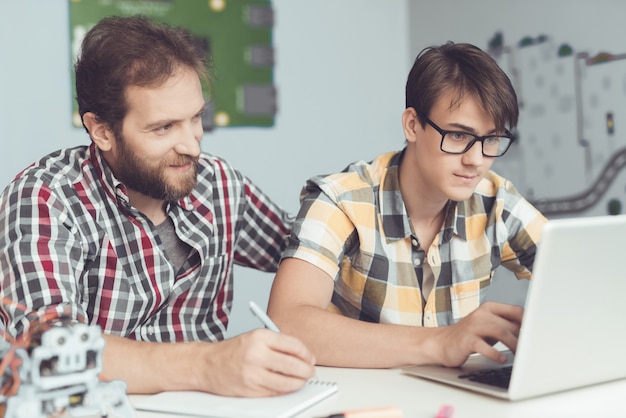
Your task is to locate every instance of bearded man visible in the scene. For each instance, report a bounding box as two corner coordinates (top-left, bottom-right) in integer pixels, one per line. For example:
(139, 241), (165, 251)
(0, 15), (314, 397)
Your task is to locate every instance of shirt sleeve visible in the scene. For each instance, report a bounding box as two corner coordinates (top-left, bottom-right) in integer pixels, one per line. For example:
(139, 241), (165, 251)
(0, 175), (87, 339)
(232, 176), (293, 272)
(498, 180), (548, 279)
(282, 179), (357, 281)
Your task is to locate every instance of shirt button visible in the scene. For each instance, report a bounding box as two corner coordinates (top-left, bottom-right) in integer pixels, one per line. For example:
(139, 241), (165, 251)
(411, 238), (418, 247)
(413, 258), (421, 266)
(147, 325), (154, 335)
(425, 312), (432, 321)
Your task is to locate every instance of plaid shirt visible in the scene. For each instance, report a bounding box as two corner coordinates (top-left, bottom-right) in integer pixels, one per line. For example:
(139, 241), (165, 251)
(0, 144), (291, 342)
(284, 150), (546, 327)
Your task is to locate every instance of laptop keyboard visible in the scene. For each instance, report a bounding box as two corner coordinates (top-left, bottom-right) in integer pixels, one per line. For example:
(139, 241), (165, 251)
(458, 365), (513, 389)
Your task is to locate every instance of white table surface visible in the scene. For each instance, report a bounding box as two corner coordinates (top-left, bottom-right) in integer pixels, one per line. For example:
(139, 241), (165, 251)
(130, 365), (626, 418)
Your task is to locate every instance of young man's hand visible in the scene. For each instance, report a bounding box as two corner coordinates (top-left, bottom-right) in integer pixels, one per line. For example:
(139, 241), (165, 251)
(430, 301), (523, 367)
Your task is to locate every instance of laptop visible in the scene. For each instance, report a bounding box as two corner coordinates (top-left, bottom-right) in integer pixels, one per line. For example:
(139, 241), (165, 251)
(401, 214), (626, 401)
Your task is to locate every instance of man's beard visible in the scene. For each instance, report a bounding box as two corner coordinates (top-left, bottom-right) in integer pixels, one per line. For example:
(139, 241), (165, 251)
(113, 136), (199, 201)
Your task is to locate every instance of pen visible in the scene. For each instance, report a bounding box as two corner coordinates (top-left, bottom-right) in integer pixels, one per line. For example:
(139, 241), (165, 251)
(249, 300), (281, 332)
(321, 406), (403, 418)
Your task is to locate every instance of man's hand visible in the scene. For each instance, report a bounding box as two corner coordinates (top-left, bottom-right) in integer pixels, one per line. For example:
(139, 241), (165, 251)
(431, 301), (523, 367)
(199, 329), (316, 397)
(102, 329), (315, 396)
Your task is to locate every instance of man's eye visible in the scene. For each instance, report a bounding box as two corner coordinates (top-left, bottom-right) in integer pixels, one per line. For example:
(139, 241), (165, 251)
(449, 132), (470, 141)
(155, 124), (172, 135)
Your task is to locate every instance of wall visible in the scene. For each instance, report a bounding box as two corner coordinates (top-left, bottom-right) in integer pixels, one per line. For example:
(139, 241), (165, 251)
(0, 0), (410, 337)
(408, 0), (626, 56)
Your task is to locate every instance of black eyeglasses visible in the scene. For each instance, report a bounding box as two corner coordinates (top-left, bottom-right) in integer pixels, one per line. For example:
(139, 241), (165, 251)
(418, 112), (515, 157)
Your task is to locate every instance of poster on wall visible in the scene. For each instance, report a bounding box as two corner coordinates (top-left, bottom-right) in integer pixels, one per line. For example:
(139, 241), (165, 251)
(487, 32), (626, 217)
(69, 0), (276, 130)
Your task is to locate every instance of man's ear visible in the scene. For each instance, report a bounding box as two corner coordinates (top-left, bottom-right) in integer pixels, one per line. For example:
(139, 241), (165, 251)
(402, 107), (420, 143)
(83, 112), (115, 152)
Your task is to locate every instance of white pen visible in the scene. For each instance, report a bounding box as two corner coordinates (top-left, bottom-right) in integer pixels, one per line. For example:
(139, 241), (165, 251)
(249, 300), (281, 333)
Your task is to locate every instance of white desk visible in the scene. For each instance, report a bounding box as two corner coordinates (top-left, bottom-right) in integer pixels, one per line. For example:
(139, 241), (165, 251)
(131, 366), (626, 418)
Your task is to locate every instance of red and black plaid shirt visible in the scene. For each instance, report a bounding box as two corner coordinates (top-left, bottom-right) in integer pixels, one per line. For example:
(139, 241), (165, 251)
(0, 143), (291, 342)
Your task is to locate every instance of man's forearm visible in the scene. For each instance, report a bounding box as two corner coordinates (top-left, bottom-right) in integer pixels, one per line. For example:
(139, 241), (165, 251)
(101, 330), (316, 397)
(270, 305), (440, 368)
(270, 301), (523, 369)
(102, 334), (205, 394)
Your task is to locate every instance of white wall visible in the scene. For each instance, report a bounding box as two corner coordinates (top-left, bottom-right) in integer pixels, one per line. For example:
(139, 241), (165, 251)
(0, 0), (410, 337)
(408, 0), (626, 60)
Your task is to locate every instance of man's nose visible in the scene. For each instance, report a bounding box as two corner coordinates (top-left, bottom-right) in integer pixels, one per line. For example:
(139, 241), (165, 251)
(175, 123), (202, 157)
(461, 140), (485, 166)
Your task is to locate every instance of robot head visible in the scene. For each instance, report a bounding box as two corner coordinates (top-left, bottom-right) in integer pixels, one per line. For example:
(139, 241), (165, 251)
(29, 320), (104, 390)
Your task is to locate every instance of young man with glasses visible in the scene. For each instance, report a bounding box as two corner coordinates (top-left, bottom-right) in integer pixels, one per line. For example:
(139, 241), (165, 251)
(267, 42), (547, 368)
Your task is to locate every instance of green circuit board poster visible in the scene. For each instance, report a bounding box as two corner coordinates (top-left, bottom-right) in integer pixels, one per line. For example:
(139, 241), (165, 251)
(69, 0), (275, 129)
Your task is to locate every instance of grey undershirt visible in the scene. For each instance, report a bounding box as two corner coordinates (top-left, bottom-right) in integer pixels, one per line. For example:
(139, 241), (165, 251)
(156, 217), (192, 273)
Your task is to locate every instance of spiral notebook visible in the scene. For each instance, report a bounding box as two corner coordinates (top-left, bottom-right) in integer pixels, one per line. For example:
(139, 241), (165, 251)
(134, 379), (338, 418)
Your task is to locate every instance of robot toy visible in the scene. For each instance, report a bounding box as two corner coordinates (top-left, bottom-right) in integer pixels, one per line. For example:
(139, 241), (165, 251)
(0, 300), (134, 417)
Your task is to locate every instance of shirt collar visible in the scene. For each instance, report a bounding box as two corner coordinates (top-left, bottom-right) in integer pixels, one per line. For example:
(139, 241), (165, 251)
(88, 143), (131, 208)
(379, 148), (467, 243)
(379, 150), (411, 241)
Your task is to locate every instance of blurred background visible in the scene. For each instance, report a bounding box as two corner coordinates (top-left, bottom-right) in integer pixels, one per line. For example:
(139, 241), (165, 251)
(1, 0), (624, 337)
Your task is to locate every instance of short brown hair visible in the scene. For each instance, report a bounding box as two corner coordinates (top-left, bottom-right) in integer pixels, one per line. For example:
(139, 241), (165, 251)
(405, 42), (518, 132)
(75, 15), (212, 137)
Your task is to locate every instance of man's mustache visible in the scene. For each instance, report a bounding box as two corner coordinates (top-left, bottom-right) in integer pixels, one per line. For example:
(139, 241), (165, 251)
(168, 155), (199, 166)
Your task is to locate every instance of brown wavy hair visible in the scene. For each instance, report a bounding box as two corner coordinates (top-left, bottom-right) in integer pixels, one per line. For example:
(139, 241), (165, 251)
(406, 42), (518, 132)
(75, 15), (212, 138)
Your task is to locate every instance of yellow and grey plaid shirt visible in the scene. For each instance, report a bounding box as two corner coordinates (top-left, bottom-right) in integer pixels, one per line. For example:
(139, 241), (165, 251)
(284, 150), (547, 327)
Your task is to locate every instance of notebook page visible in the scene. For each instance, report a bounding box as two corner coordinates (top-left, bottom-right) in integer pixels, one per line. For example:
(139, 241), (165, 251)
(134, 380), (338, 418)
